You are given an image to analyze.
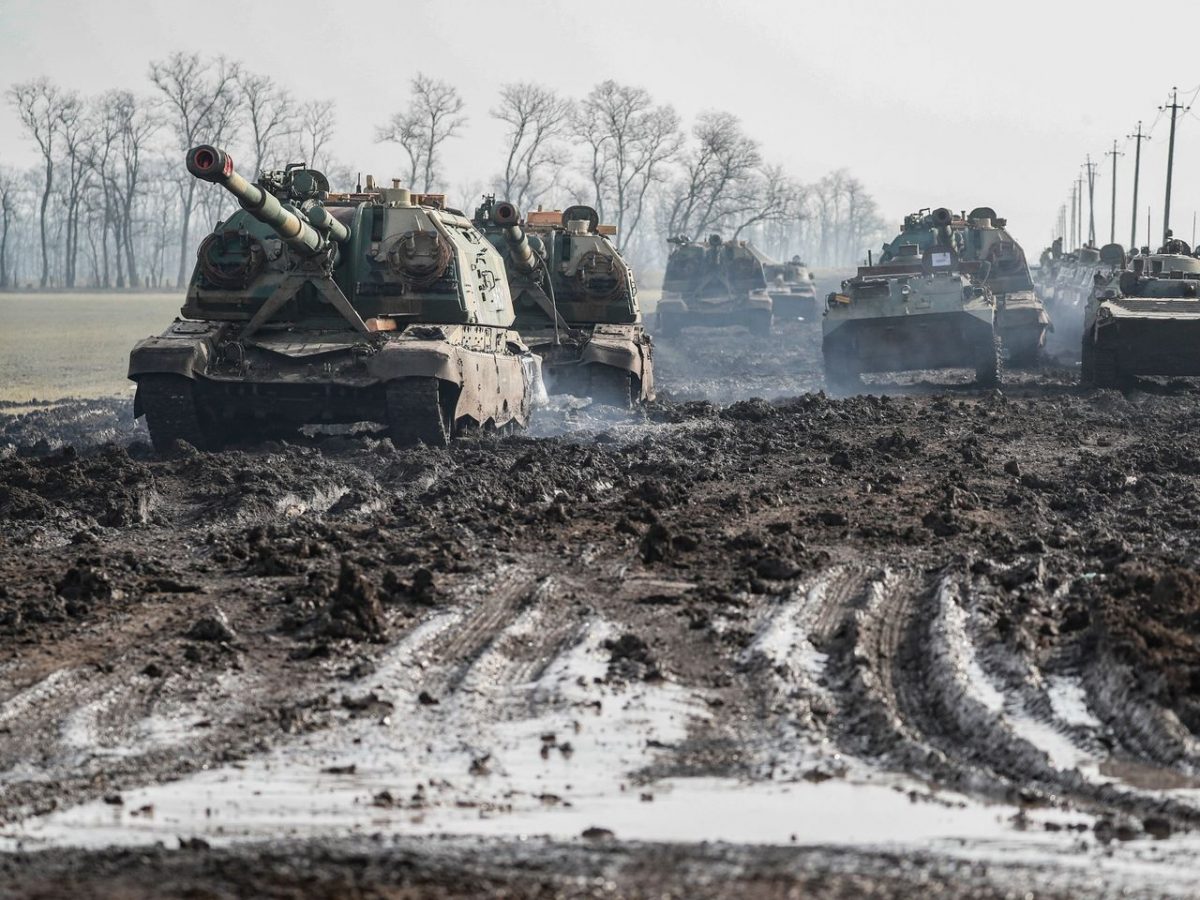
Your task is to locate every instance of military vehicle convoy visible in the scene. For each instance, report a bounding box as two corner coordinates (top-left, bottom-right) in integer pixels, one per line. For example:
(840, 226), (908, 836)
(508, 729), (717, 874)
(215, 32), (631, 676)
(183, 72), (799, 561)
(657, 235), (773, 336)
(881, 207), (1050, 364)
(1040, 244), (1105, 346)
(762, 254), (819, 320)
(128, 145), (541, 453)
(473, 198), (653, 406)
(1082, 237), (1200, 387)
(823, 213), (999, 392)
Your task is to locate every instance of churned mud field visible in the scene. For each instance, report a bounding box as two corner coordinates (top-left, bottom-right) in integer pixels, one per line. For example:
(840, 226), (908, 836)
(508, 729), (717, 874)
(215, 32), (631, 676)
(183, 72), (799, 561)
(5, 319), (1200, 896)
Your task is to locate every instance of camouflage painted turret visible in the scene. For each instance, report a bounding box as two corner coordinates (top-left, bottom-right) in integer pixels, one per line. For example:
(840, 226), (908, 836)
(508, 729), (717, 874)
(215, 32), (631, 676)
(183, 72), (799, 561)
(473, 198), (653, 406)
(657, 235), (773, 336)
(1082, 237), (1200, 386)
(128, 145), (541, 452)
(880, 207), (1051, 364)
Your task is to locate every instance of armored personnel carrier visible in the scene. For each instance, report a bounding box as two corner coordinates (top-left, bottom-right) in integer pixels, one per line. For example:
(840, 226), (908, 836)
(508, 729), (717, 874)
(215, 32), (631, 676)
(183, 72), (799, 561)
(881, 207), (1050, 364)
(823, 220), (999, 392)
(657, 234), (773, 336)
(1048, 245), (1103, 345)
(473, 198), (653, 406)
(1082, 237), (1200, 386)
(128, 145), (541, 452)
(762, 254), (819, 320)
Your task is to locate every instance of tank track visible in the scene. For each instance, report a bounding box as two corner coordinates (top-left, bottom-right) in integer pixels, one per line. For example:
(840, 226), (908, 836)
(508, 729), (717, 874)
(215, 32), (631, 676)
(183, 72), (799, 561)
(138, 375), (214, 454)
(385, 377), (452, 447)
(589, 365), (634, 408)
(974, 334), (1002, 388)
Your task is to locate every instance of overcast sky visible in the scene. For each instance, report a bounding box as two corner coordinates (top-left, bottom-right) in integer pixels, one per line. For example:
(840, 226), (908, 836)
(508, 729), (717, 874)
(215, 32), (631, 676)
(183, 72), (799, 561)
(2, 0), (1199, 255)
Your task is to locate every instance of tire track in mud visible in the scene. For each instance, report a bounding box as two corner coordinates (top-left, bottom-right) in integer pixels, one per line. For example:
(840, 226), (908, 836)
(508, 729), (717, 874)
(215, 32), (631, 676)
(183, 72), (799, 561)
(815, 562), (1200, 831)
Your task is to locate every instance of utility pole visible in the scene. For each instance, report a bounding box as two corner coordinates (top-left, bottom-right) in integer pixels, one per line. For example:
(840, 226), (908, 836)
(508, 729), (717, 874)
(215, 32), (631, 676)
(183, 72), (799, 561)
(1069, 183), (1078, 251)
(1084, 156), (1099, 247)
(1161, 87), (1188, 245)
(1127, 120), (1149, 249)
(1075, 174), (1084, 249)
(1105, 140), (1123, 245)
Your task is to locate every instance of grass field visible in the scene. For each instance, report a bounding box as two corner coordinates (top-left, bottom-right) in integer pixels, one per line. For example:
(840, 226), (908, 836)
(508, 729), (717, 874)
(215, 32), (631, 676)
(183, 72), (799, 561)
(0, 293), (182, 402)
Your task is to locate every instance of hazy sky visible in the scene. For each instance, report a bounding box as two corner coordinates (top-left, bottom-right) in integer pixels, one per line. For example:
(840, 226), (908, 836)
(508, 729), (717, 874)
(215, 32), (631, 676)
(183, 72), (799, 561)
(2, 0), (1200, 254)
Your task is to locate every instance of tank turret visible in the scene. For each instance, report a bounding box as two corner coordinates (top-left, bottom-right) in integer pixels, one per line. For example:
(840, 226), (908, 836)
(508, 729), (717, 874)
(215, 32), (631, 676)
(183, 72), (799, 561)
(473, 197), (652, 406)
(128, 138), (541, 453)
(185, 145), (349, 258)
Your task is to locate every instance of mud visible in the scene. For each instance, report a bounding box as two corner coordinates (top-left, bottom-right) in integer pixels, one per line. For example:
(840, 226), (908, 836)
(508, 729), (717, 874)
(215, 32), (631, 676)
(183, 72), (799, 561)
(4, 320), (1200, 896)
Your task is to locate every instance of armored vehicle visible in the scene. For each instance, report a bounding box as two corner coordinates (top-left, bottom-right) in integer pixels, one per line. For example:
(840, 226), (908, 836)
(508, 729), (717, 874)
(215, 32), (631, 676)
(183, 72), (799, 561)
(473, 198), (653, 406)
(823, 221), (999, 392)
(762, 254), (819, 320)
(128, 145), (541, 453)
(1048, 245), (1104, 345)
(881, 207), (1050, 364)
(1082, 238), (1200, 386)
(657, 234), (773, 336)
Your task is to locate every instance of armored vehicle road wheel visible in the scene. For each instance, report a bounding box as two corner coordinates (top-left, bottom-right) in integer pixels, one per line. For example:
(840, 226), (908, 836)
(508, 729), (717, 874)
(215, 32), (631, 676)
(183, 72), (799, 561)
(386, 377), (454, 447)
(138, 374), (219, 454)
(746, 309), (773, 336)
(589, 365), (634, 408)
(974, 335), (1002, 388)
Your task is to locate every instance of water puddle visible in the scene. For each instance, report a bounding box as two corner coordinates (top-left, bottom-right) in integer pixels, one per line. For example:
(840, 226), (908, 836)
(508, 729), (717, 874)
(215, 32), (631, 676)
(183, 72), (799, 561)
(3, 611), (1090, 853)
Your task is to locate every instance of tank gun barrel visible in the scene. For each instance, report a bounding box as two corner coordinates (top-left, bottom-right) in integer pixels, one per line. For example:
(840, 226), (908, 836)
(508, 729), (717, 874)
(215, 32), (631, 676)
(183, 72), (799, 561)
(186, 145), (348, 257)
(492, 201), (540, 274)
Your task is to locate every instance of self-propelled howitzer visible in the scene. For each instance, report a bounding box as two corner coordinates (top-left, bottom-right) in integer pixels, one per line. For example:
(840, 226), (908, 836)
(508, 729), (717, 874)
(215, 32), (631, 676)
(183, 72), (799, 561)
(128, 146), (542, 452)
(474, 198), (653, 406)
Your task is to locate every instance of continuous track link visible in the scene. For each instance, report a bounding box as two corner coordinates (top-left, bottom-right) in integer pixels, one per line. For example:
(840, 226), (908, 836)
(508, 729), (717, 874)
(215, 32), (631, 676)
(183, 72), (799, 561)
(385, 377), (452, 447)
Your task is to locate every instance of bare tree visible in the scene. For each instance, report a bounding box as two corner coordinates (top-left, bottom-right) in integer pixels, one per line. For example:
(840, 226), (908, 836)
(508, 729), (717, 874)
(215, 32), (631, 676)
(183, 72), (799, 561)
(297, 99), (336, 170)
(665, 111), (761, 241)
(0, 165), (20, 289)
(376, 74), (466, 192)
(575, 81), (681, 251)
(491, 83), (572, 210)
(8, 78), (75, 287)
(239, 71), (298, 175)
(57, 94), (93, 288)
(149, 52), (242, 288)
(731, 165), (801, 239)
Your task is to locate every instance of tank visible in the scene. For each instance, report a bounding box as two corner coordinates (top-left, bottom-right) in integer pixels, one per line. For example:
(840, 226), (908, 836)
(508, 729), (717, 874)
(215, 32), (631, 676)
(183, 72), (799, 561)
(822, 226), (999, 392)
(881, 207), (1051, 365)
(128, 145), (541, 452)
(473, 198), (653, 406)
(656, 234), (773, 336)
(1082, 238), (1200, 386)
(762, 254), (818, 321)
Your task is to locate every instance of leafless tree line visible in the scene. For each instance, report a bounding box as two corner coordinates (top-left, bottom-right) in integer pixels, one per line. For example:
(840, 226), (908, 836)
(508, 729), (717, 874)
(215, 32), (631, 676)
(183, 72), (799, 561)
(1, 57), (888, 291)
(374, 76), (888, 270)
(2, 53), (341, 290)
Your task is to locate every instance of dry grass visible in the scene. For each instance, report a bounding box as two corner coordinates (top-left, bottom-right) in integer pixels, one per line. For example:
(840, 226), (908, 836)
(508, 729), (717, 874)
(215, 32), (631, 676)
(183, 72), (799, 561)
(0, 293), (181, 402)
